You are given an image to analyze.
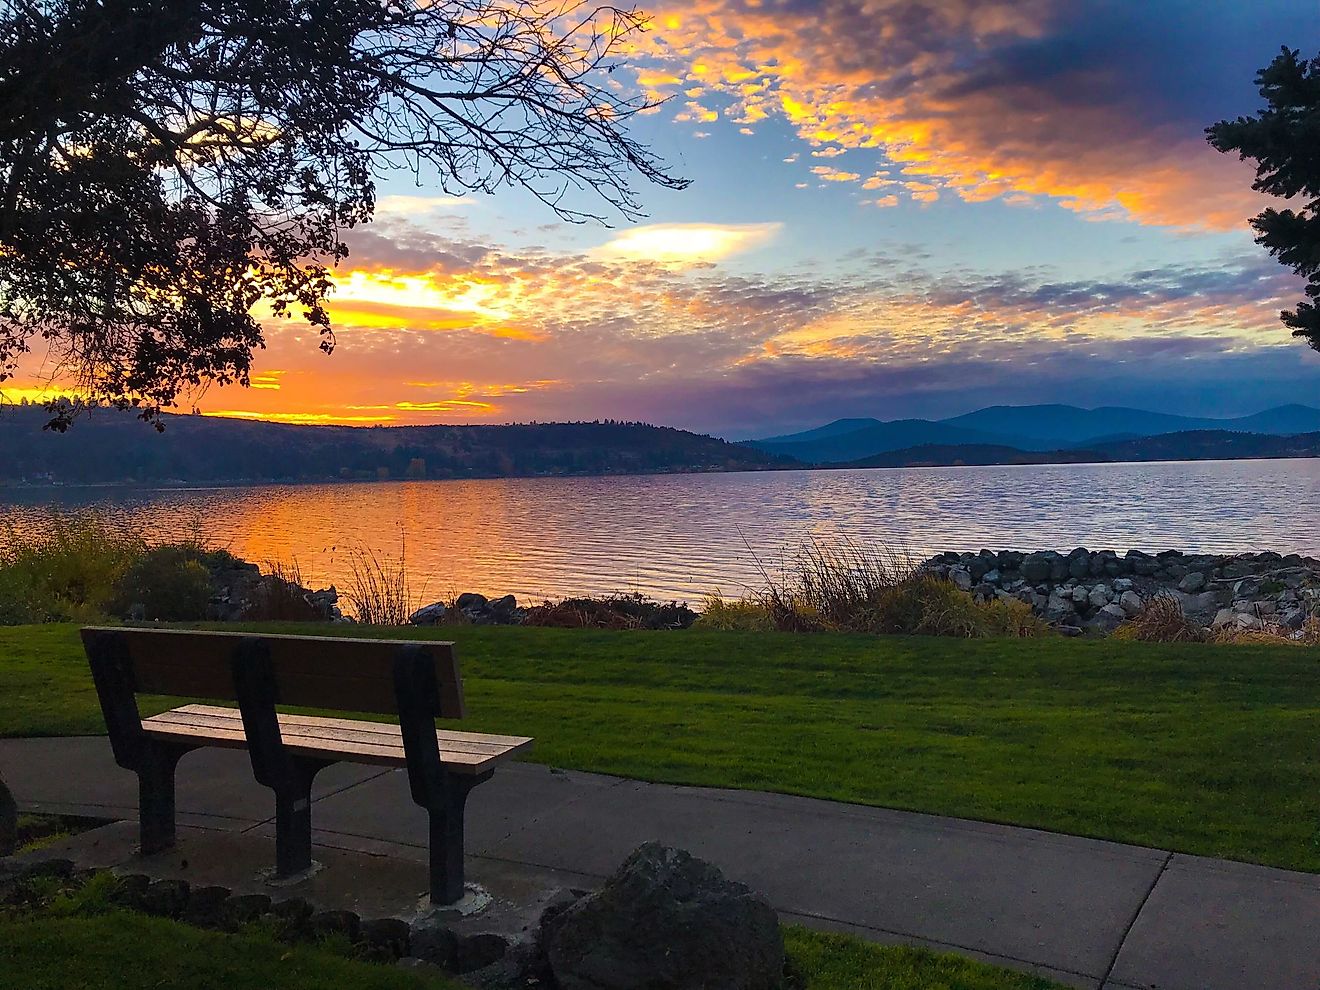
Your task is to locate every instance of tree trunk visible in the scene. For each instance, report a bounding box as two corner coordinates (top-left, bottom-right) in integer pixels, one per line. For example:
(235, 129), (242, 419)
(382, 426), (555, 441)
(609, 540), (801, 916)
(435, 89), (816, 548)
(0, 774), (17, 856)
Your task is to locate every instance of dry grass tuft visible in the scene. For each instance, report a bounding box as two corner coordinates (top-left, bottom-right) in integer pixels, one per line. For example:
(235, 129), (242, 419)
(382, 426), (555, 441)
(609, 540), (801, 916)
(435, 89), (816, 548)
(733, 537), (1051, 638)
(342, 543), (416, 626)
(247, 559), (322, 622)
(1112, 593), (1207, 643)
(1115, 594), (1320, 647)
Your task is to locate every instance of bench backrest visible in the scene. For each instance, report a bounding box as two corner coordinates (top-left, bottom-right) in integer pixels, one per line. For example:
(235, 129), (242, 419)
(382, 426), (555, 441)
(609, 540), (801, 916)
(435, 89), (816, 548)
(80, 627), (465, 718)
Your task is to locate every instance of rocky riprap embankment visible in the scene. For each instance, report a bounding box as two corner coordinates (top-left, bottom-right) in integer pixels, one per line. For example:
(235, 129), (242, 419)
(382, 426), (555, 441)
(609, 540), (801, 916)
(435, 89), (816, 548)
(203, 557), (343, 623)
(409, 592), (522, 626)
(923, 548), (1320, 636)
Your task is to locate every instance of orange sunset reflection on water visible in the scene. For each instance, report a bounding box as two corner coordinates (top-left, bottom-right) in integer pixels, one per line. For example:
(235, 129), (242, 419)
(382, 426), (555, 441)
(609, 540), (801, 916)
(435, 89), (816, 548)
(5, 459), (1320, 604)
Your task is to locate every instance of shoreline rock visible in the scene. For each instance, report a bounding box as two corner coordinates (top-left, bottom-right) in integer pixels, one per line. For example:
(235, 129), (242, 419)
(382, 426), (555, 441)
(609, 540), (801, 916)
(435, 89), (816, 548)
(922, 548), (1320, 636)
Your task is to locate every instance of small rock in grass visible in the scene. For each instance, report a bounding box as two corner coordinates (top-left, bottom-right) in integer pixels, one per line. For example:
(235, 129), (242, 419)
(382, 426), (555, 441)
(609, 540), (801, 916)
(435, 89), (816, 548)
(183, 884), (232, 928)
(109, 873), (151, 909)
(311, 909), (361, 942)
(224, 893), (272, 926)
(409, 921), (458, 969)
(360, 917), (411, 961)
(142, 878), (190, 918)
(269, 896), (314, 922)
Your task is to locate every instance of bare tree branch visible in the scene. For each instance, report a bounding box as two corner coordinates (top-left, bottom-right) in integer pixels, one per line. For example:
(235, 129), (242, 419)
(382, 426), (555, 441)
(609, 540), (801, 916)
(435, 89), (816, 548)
(0, 0), (686, 427)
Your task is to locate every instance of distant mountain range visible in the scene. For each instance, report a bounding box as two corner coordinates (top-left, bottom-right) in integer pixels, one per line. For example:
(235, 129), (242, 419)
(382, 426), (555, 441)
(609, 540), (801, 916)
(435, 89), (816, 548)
(5, 402), (1320, 487)
(0, 406), (789, 485)
(749, 404), (1320, 463)
(840, 430), (1320, 469)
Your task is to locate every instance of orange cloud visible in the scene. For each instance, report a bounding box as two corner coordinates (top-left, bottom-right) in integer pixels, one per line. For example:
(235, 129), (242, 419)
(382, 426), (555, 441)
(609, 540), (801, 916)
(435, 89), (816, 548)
(4, 218), (1300, 429)
(628, 0), (1270, 229)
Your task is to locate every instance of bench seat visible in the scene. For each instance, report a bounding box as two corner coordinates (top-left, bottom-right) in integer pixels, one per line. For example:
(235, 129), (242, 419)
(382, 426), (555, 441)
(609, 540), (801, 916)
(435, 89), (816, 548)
(143, 704), (532, 775)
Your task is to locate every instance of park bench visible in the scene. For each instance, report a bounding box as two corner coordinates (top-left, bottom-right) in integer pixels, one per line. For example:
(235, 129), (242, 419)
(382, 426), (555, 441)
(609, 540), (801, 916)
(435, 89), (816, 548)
(81, 627), (532, 904)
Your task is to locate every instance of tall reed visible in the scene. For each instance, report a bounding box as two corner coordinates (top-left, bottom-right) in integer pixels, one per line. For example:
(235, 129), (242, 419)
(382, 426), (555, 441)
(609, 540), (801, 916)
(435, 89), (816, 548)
(725, 535), (1051, 638)
(342, 541), (417, 625)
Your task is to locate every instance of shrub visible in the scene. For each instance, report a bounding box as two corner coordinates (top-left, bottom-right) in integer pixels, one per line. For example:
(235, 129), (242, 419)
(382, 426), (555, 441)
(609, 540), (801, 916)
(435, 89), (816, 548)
(523, 593), (697, 630)
(244, 560), (322, 622)
(0, 515), (144, 624)
(864, 573), (986, 636)
(1112, 594), (1207, 643)
(977, 595), (1053, 638)
(0, 566), (40, 625)
(755, 538), (919, 633)
(693, 594), (774, 631)
(742, 538), (1050, 639)
(111, 545), (213, 621)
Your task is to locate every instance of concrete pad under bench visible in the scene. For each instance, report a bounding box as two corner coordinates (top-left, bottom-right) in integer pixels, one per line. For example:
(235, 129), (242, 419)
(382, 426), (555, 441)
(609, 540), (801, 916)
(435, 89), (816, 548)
(22, 820), (594, 940)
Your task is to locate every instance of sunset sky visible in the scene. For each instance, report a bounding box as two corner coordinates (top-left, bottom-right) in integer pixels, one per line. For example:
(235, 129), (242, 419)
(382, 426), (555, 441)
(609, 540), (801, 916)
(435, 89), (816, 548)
(12, 0), (1320, 437)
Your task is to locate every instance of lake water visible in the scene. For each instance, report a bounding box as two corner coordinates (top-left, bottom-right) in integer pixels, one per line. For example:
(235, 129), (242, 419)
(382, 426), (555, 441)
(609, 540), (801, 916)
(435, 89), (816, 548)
(3, 458), (1320, 602)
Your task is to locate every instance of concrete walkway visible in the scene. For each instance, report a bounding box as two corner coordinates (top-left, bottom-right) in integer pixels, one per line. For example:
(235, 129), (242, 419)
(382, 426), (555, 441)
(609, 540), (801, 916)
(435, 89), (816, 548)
(2, 737), (1317, 990)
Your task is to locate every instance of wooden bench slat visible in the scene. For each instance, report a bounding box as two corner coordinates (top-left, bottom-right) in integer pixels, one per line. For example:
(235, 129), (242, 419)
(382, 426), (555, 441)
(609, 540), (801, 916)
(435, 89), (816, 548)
(141, 706), (531, 774)
(150, 708), (520, 759)
(182, 706), (537, 749)
(175, 705), (530, 750)
(142, 721), (410, 767)
(143, 721), (509, 772)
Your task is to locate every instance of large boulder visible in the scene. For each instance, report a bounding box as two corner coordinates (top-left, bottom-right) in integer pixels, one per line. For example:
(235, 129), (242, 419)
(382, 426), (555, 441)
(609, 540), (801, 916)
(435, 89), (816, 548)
(1021, 553), (1051, 582)
(409, 602), (449, 626)
(1044, 593), (1075, 623)
(1118, 590), (1143, 616)
(1177, 572), (1206, 593)
(1174, 590), (1218, 618)
(1086, 603), (1127, 634)
(543, 843), (783, 990)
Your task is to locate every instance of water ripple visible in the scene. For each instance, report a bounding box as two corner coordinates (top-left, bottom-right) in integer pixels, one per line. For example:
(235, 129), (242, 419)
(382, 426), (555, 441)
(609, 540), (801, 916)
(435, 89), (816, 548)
(3, 459), (1318, 602)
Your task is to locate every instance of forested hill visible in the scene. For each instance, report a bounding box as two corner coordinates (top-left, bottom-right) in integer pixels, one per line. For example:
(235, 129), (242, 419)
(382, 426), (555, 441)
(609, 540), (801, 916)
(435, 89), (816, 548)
(0, 407), (791, 485)
(837, 430), (1320, 469)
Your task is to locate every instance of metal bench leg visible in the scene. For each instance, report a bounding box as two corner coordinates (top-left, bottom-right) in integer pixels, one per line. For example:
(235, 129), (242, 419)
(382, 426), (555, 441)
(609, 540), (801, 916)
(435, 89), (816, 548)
(137, 743), (190, 855)
(427, 771), (491, 905)
(273, 758), (331, 879)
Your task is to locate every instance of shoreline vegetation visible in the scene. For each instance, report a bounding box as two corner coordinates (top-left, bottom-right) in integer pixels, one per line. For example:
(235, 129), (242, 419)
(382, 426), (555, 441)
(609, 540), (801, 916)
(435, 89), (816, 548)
(2, 517), (1317, 645)
(6, 404), (1320, 487)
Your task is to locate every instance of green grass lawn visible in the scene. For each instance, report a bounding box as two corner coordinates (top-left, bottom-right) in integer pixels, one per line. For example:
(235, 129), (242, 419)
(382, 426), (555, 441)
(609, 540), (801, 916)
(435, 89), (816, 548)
(783, 928), (1063, 989)
(0, 911), (460, 990)
(2, 622), (1318, 871)
(0, 911), (1064, 990)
